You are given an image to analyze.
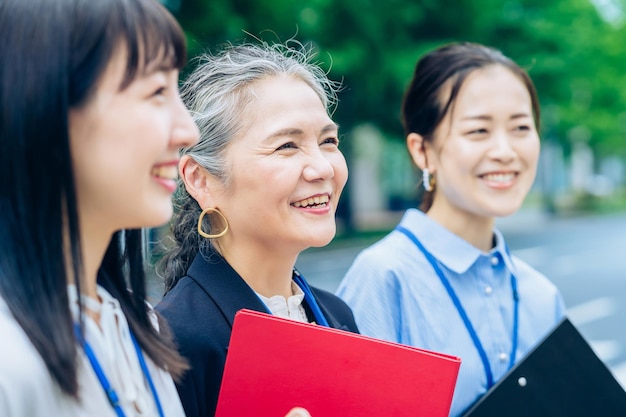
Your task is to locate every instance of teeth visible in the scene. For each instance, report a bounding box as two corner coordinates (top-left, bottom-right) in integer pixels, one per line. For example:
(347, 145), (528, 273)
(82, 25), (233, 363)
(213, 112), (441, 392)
(483, 173), (515, 183)
(152, 165), (178, 180)
(293, 195), (329, 208)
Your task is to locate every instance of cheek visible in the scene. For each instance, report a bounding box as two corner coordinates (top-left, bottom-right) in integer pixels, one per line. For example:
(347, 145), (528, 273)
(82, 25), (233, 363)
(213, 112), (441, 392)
(516, 136), (541, 171)
(331, 153), (349, 188)
(437, 146), (474, 176)
(529, 140), (541, 166)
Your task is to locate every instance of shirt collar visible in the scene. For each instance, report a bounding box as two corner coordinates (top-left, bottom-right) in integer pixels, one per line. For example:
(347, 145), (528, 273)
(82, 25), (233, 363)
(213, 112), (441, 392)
(399, 209), (516, 275)
(492, 227), (517, 274)
(255, 281), (305, 308)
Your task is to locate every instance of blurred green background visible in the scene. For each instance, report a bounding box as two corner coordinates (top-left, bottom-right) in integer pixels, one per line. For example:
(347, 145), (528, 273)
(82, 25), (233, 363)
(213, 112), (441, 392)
(162, 0), (626, 236)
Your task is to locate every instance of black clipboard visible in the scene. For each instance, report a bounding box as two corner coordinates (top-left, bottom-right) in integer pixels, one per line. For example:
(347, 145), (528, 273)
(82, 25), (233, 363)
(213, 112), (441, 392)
(463, 317), (626, 416)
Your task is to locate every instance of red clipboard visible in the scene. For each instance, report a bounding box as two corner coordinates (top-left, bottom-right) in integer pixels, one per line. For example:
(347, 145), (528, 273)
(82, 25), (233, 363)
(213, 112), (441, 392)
(215, 309), (461, 417)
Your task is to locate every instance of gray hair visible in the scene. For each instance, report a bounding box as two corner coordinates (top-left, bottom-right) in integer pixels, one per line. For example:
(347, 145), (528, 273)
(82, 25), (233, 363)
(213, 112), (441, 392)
(181, 41), (339, 184)
(158, 41), (341, 292)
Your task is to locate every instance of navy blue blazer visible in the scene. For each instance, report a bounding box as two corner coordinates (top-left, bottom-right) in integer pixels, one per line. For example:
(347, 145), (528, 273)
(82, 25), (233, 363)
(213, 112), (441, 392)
(156, 249), (359, 417)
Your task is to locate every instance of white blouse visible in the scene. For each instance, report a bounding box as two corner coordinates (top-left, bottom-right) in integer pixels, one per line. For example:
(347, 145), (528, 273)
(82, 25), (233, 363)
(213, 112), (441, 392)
(256, 281), (310, 323)
(0, 287), (185, 417)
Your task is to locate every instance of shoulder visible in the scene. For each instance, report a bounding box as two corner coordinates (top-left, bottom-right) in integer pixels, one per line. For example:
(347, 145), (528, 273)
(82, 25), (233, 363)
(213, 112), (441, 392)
(511, 255), (560, 293)
(154, 276), (211, 321)
(0, 304), (50, 379)
(510, 254), (565, 312)
(311, 286), (351, 312)
(0, 304), (66, 416)
(337, 229), (432, 302)
(157, 277), (227, 352)
(310, 286), (359, 332)
(343, 230), (428, 282)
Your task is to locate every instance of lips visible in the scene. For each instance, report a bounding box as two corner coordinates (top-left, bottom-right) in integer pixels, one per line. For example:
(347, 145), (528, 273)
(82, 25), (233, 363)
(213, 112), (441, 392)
(291, 194), (330, 208)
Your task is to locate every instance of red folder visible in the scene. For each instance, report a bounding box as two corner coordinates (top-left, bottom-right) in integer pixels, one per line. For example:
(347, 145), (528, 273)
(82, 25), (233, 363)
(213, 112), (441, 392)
(215, 309), (461, 417)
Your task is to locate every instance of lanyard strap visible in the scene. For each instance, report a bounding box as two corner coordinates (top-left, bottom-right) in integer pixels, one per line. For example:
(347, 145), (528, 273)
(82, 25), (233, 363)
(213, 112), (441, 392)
(253, 271), (330, 327)
(131, 333), (165, 417)
(74, 324), (165, 417)
(395, 226), (519, 389)
(292, 270), (330, 327)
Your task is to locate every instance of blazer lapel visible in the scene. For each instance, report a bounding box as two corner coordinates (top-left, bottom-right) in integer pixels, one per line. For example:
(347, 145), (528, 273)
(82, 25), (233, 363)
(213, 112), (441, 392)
(186, 249), (268, 329)
(307, 287), (345, 330)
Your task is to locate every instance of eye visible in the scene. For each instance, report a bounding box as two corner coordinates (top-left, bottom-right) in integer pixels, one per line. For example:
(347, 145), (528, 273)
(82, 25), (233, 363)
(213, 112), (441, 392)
(152, 86), (167, 97)
(514, 124), (531, 132)
(276, 141), (298, 151)
(467, 128), (488, 136)
(321, 137), (339, 146)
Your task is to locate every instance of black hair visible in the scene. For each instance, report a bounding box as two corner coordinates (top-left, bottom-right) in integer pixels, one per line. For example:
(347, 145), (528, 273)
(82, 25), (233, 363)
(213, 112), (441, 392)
(401, 42), (541, 211)
(0, 0), (188, 397)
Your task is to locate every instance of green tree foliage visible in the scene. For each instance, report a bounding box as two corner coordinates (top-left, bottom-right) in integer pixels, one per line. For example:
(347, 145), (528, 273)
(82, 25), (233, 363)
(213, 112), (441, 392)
(173, 0), (626, 159)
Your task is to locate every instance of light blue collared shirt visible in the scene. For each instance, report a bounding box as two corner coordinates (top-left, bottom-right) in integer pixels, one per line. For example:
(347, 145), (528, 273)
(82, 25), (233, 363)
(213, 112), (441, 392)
(336, 209), (565, 416)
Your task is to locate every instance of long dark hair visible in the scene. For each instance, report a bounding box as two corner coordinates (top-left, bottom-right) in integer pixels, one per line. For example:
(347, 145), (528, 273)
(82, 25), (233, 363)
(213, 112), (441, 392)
(401, 42), (541, 211)
(0, 0), (187, 397)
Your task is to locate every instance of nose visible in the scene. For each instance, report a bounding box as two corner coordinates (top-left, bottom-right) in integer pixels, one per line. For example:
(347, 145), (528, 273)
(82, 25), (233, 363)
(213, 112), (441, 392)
(303, 148), (335, 182)
(172, 96), (200, 148)
(488, 130), (516, 163)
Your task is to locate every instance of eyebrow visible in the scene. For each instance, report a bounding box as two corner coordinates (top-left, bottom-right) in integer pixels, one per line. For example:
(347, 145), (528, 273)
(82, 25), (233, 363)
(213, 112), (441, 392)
(265, 123), (339, 141)
(461, 113), (531, 121)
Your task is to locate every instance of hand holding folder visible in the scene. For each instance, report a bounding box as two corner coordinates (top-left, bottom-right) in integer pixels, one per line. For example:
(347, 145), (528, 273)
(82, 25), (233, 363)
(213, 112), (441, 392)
(215, 309), (461, 417)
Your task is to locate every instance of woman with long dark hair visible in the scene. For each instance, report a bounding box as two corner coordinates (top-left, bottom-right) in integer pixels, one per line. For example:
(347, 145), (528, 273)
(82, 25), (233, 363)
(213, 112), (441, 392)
(0, 0), (198, 415)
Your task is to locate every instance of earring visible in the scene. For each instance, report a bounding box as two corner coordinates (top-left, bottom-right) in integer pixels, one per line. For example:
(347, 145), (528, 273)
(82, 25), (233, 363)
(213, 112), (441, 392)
(422, 168), (435, 192)
(197, 207), (229, 239)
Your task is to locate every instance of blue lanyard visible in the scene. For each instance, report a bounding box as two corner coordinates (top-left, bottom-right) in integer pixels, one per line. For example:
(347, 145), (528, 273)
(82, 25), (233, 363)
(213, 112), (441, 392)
(74, 324), (165, 417)
(395, 226), (519, 389)
(293, 270), (330, 327)
(257, 270), (330, 327)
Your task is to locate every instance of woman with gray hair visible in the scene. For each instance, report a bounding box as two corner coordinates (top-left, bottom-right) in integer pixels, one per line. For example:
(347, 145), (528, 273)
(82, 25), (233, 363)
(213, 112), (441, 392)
(156, 41), (359, 417)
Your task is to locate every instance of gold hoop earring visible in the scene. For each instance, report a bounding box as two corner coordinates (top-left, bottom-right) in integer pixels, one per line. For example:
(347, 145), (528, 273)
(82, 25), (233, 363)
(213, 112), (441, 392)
(197, 207), (229, 239)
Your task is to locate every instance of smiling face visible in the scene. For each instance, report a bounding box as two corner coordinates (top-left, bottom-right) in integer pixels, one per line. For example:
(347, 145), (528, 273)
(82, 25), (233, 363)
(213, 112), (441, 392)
(424, 64), (540, 223)
(210, 75), (348, 256)
(69, 46), (199, 235)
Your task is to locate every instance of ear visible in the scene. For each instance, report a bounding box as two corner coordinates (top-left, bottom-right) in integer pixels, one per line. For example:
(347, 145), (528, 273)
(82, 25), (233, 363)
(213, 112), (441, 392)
(179, 155), (219, 209)
(407, 132), (431, 171)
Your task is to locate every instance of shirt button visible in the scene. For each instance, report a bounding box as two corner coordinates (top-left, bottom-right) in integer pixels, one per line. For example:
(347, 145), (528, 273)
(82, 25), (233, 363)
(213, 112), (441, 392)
(491, 256), (499, 266)
(499, 352), (508, 362)
(485, 286), (493, 295)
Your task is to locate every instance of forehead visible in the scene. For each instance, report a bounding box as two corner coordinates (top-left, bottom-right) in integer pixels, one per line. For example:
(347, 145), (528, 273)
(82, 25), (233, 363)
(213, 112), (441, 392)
(237, 75), (332, 137)
(99, 39), (179, 94)
(94, 45), (129, 93)
(452, 65), (532, 115)
(248, 75), (324, 107)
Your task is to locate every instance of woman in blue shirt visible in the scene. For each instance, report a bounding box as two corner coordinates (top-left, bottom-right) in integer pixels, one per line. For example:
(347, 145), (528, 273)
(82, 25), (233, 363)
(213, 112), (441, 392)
(336, 42), (565, 416)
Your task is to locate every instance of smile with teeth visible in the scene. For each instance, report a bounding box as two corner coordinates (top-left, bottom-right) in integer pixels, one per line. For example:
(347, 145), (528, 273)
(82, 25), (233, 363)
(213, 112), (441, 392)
(292, 194), (330, 208)
(481, 172), (516, 183)
(151, 165), (178, 181)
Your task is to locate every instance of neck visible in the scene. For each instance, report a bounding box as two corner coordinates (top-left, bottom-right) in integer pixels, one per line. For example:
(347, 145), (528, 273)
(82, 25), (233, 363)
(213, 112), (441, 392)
(66, 220), (114, 301)
(426, 200), (495, 252)
(215, 238), (299, 299)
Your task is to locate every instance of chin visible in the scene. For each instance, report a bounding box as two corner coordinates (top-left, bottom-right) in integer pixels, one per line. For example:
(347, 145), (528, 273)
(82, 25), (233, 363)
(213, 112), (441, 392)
(491, 204), (524, 218)
(141, 207), (173, 229)
(307, 231), (336, 248)
(486, 193), (527, 216)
